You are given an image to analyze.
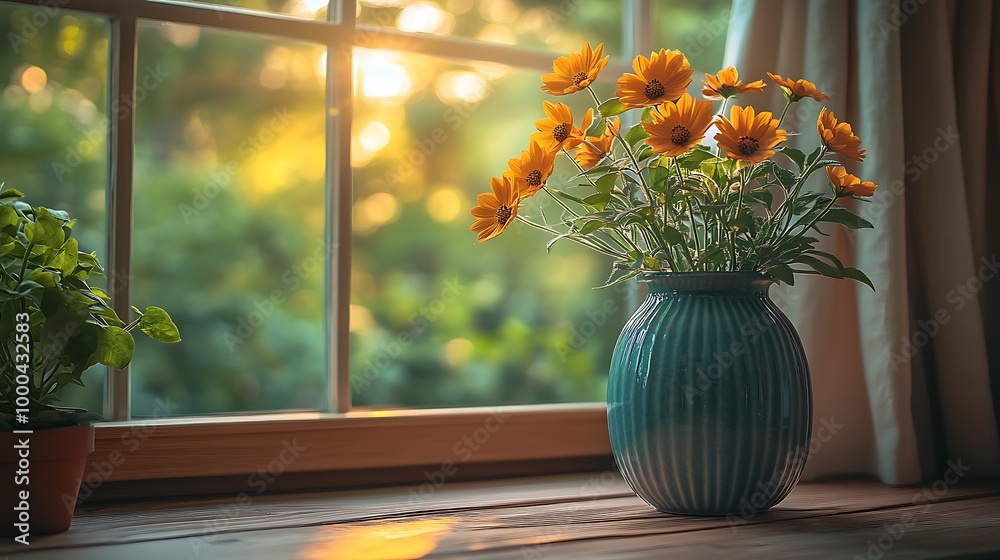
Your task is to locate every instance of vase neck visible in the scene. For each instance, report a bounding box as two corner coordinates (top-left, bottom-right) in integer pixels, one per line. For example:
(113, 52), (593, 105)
(641, 273), (774, 296)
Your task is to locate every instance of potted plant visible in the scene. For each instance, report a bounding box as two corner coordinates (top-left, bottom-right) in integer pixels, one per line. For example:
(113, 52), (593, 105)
(0, 188), (180, 539)
(471, 44), (876, 515)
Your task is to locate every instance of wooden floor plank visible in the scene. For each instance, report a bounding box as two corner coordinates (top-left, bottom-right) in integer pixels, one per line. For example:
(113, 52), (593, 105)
(6, 474), (1000, 559)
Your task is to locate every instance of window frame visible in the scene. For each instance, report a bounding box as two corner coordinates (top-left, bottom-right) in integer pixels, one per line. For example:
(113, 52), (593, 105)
(7, 0), (665, 490)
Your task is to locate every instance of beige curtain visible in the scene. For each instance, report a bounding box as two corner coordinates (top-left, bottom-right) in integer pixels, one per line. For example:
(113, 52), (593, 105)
(723, 0), (1000, 483)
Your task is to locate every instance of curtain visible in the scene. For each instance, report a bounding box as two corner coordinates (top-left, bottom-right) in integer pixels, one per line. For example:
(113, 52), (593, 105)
(723, 0), (1000, 484)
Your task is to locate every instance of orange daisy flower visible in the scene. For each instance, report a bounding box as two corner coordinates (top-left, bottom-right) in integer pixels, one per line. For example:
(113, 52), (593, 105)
(766, 72), (829, 102)
(825, 166), (877, 197)
(614, 49), (693, 108)
(642, 93), (715, 157)
(470, 175), (520, 242)
(506, 141), (557, 200)
(701, 66), (766, 100)
(531, 101), (592, 153)
(541, 42), (611, 96)
(574, 117), (620, 169)
(714, 105), (787, 164)
(817, 108), (866, 162)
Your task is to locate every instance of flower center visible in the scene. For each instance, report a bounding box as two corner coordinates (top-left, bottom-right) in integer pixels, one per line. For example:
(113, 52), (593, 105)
(644, 79), (665, 100)
(738, 135), (760, 156)
(526, 170), (543, 187)
(572, 71), (589, 85)
(495, 205), (512, 226)
(552, 123), (570, 142)
(670, 125), (691, 146)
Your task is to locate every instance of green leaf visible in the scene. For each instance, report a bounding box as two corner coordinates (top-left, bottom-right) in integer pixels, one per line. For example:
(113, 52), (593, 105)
(768, 263), (795, 285)
(583, 192), (611, 211)
(585, 118), (607, 137)
(93, 326), (135, 369)
(594, 174), (617, 195)
(0, 203), (20, 233)
(25, 207), (65, 248)
(624, 123), (649, 147)
(843, 267), (876, 291)
(819, 207), (874, 230)
(598, 98), (628, 117)
(138, 306), (181, 343)
(780, 147), (806, 171)
(661, 225), (684, 245)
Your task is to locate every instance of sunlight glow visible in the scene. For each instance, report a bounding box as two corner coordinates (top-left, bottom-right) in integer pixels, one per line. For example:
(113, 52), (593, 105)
(426, 187), (463, 223)
(20, 66), (47, 94)
(359, 121), (392, 152)
(360, 57), (412, 100)
(302, 519), (456, 560)
(397, 2), (455, 35)
(435, 71), (488, 103)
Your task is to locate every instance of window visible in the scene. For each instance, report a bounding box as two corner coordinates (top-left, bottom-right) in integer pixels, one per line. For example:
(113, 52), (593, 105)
(0, 0), (730, 483)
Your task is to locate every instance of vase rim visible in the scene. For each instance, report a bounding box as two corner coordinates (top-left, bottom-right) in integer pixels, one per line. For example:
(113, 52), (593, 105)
(639, 271), (774, 293)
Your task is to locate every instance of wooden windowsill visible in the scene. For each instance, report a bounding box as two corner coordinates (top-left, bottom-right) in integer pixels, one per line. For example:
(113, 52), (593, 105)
(82, 404), (612, 499)
(7, 472), (1000, 558)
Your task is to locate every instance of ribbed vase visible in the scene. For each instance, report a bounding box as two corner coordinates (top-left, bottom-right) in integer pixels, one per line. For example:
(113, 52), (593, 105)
(607, 272), (812, 516)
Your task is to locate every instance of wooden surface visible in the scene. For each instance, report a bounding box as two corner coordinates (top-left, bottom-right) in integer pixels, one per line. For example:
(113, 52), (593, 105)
(82, 405), (611, 484)
(4, 473), (999, 559)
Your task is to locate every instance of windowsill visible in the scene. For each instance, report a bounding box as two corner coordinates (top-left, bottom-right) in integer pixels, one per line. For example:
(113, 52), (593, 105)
(83, 403), (612, 499)
(8, 472), (1000, 558)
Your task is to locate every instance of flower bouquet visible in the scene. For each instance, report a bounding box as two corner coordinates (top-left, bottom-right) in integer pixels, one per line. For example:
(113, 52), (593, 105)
(470, 43), (876, 290)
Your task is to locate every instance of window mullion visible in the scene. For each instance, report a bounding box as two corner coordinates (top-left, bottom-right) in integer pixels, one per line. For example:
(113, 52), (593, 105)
(106, 10), (139, 422)
(329, 0), (355, 413)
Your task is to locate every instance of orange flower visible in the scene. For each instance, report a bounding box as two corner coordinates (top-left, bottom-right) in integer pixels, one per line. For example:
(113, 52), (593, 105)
(531, 101), (592, 153)
(825, 166), (876, 197)
(817, 108), (866, 162)
(470, 175), (520, 242)
(574, 117), (620, 169)
(506, 141), (556, 200)
(714, 105), (787, 164)
(701, 66), (765, 100)
(614, 49), (693, 108)
(642, 93), (715, 157)
(766, 72), (829, 102)
(541, 42), (611, 96)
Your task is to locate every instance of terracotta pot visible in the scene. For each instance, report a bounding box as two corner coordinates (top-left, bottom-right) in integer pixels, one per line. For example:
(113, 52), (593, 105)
(0, 425), (95, 537)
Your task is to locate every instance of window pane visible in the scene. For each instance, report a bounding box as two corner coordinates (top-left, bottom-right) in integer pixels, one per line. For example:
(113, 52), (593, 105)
(131, 21), (328, 416)
(174, 0), (330, 21)
(357, 0), (623, 57)
(350, 49), (629, 408)
(652, 0), (732, 73)
(0, 3), (110, 416)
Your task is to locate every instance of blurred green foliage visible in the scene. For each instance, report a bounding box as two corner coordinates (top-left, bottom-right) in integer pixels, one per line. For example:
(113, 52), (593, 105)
(0, 0), (731, 416)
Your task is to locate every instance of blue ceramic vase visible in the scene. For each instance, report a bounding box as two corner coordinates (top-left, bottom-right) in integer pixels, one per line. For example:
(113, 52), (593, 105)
(607, 272), (812, 516)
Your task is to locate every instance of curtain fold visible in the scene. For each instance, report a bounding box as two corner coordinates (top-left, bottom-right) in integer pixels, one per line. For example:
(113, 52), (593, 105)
(724, 0), (1000, 483)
